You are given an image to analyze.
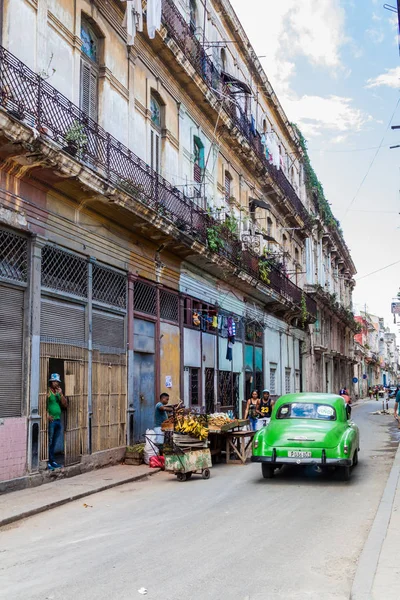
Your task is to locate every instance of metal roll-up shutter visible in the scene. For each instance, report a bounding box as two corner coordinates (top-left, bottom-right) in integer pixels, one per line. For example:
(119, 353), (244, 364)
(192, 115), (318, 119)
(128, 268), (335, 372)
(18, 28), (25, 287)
(0, 285), (24, 417)
(92, 310), (125, 352)
(40, 298), (86, 345)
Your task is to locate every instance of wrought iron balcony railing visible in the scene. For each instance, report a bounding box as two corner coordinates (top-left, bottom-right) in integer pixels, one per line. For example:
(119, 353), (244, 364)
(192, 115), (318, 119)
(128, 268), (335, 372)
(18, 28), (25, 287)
(161, 0), (311, 227)
(0, 45), (316, 319)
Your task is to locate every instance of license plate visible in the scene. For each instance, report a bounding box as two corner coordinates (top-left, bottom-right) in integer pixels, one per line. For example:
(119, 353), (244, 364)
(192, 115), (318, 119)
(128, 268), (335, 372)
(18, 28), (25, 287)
(288, 451), (312, 458)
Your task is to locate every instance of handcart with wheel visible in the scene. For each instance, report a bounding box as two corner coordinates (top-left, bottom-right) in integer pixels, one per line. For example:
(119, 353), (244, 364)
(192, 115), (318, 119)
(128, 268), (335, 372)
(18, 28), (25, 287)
(164, 446), (212, 481)
(164, 410), (212, 481)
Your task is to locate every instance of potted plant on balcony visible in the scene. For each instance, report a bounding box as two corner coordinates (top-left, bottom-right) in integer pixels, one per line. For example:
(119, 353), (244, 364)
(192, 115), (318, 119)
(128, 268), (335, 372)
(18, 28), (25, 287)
(259, 258), (271, 284)
(64, 121), (88, 158)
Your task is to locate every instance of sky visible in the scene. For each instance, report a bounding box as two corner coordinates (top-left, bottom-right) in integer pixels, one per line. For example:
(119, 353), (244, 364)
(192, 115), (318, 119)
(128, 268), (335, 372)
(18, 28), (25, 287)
(230, 0), (400, 334)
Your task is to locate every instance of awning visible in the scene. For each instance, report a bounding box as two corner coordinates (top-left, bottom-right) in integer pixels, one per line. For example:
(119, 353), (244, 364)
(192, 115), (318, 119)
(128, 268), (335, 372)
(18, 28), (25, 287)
(221, 71), (252, 95)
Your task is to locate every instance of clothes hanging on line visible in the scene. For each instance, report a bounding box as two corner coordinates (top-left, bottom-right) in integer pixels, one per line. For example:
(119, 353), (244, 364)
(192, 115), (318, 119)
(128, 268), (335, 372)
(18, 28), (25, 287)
(226, 339), (233, 362)
(122, 0), (143, 46)
(147, 0), (162, 39)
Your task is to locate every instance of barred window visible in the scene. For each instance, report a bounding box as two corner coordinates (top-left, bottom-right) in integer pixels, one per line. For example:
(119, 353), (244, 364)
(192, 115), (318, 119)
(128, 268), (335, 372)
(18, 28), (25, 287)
(270, 367), (276, 395)
(92, 264), (127, 309)
(0, 229), (28, 283)
(160, 289), (179, 322)
(285, 368), (291, 394)
(41, 246), (88, 297)
(134, 281), (156, 315)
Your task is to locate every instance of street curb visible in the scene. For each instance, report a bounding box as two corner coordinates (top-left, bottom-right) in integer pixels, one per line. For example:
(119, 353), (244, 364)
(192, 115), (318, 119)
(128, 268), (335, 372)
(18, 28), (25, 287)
(350, 438), (400, 600)
(0, 468), (161, 528)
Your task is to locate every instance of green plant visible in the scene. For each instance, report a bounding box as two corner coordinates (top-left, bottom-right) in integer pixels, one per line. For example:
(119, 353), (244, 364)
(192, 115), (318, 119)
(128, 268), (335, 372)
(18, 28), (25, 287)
(259, 259), (271, 284)
(300, 293), (308, 329)
(207, 225), (225, 252)
(291, 124), (344, 237)
(65, 120), (87, 155)
(224, 213), (239, 235)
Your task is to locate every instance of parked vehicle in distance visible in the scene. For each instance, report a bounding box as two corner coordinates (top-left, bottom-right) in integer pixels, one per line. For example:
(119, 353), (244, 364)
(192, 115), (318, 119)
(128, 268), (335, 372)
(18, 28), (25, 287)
(251, 393), (360, 481)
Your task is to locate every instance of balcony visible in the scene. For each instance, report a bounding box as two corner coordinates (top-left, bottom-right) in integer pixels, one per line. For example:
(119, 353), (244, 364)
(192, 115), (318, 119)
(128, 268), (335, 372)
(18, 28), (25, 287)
(0, 45), (316, 321)
(159, 0), (311, 228)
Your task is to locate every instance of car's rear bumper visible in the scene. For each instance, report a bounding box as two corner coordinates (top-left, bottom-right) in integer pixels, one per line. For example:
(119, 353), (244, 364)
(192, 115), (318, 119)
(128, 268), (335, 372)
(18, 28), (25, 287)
(251, 455), (352, 466)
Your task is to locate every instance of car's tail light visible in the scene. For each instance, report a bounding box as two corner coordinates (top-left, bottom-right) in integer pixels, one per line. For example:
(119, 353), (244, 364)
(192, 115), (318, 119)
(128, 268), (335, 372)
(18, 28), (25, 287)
(344, 444), (349, 454)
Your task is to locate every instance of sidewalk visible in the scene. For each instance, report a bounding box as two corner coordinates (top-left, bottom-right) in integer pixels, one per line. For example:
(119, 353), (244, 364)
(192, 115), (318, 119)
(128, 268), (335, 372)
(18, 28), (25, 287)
(351, 429), (400, 600)
(0, 463), (159, 528)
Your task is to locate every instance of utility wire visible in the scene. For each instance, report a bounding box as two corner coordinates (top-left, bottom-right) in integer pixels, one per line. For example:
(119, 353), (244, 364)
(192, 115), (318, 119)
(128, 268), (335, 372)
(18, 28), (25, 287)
(342, 96), (400, 220)
(309, 142), (396, 153)
(356, 259), (400, 281)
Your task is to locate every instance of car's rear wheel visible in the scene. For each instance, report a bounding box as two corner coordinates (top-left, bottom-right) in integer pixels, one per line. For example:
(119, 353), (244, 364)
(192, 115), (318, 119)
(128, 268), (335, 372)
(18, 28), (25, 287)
(342, 466), (351, 481)
(262, 464), (275, 479)
(353, 450), (358, 467)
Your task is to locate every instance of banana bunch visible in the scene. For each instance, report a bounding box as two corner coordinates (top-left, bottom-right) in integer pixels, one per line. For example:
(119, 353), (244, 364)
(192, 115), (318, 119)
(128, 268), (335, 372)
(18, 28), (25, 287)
(175, 416), (208, 440)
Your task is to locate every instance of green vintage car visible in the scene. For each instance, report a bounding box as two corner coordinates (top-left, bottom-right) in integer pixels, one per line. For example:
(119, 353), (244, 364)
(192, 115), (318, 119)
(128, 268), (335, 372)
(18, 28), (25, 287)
(251, 393), (360, 481)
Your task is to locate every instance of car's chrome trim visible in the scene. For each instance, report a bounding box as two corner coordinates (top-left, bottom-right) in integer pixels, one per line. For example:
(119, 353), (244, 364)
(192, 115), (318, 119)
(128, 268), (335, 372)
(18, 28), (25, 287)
(287, 437), (315, 441)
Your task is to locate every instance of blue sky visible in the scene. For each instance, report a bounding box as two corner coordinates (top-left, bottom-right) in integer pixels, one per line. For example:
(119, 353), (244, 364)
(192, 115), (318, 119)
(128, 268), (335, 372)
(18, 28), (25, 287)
(231, 0), (400, 333)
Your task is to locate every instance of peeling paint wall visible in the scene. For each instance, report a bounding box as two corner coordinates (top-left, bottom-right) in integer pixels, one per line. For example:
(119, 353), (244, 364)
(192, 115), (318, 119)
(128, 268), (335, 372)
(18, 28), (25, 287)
(160, 322), (180, 403)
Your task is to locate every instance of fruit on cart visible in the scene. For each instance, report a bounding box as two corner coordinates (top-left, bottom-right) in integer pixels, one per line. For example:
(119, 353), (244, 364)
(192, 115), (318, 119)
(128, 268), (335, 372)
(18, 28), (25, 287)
(175, 416), (208, 440)
(208, 413), (234, 428)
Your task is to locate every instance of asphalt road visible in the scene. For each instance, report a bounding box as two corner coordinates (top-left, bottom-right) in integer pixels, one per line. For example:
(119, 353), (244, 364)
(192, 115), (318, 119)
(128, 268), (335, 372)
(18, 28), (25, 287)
(0, 399), (399, 600)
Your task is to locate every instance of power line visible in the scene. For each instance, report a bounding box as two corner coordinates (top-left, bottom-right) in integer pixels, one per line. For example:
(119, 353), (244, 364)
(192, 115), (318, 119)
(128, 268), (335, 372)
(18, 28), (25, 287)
(309, 142), (396, 153)
(342, 96), (400, 220)
(356, 259), (400, 281)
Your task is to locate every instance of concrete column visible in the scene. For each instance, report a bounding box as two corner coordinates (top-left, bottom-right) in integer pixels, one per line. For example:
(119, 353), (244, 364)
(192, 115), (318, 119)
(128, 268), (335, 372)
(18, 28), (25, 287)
(126, 273), (136, 445)
(36, 0), (49, 74)
(127, 48), (138, 153)
(27, 235), (46, 473)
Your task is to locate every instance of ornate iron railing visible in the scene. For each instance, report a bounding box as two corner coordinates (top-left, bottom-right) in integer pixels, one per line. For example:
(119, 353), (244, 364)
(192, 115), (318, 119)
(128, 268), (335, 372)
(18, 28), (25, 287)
(161, 0), (310, 226)
(0, 44), (316, 318)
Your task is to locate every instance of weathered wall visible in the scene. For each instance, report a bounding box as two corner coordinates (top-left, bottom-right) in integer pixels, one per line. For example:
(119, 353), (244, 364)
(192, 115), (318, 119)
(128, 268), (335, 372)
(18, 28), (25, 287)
(159, 322), (180, 403)
(0, 418), (27, 482)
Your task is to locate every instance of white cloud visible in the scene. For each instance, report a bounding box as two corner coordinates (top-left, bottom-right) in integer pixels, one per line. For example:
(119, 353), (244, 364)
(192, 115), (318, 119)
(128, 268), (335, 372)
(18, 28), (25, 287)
(281, 95), (372, 137)
(232, 0), (346, 96)
(366, 28), (385, 44)
(366, 66), (400, 88)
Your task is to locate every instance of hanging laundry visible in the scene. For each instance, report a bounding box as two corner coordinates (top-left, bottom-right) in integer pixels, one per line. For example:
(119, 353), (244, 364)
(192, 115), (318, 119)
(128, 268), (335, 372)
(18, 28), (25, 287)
(227, 317), (233, 337)
(217, 314), (223, 332)
(147, 0), (162, 40)
(212, 315), (218, 329)
(193, 312), (200, 327)
(226, 339), (233, 362)
(122, 0), (143, 46)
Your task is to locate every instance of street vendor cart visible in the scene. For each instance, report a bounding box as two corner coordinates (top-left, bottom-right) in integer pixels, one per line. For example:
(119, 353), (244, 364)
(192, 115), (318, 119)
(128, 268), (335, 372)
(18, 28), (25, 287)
(162, 410), (212, 482)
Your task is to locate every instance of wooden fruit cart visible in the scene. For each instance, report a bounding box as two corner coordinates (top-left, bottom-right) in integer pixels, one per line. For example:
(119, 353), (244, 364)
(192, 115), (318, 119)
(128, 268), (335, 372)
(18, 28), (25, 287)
(164, 447), (212, 482)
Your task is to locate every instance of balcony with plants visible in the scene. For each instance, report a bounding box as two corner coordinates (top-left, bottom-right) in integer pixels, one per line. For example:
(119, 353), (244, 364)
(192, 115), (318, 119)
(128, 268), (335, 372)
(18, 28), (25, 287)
(156, 0), (312, 229)
(0, 44), (317, 322)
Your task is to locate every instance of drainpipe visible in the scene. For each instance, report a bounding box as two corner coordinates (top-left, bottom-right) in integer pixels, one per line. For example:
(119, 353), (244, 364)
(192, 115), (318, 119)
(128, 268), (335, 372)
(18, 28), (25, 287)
(127, 273), (135, 445)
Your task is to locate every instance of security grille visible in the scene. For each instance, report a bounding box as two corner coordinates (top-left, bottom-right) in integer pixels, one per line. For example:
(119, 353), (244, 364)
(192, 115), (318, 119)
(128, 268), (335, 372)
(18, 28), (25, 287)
(285, 368), (291, 394)
(92, 264), (127, 309)
(92, 310), (125, 351)
(0, 229), (28, 283)
(41, 246), (87, 297)
(270, 368), (276, 394)
(160, 289), (179, 322)
(134, 281), (156, 315)
(205, 367), (215, 413)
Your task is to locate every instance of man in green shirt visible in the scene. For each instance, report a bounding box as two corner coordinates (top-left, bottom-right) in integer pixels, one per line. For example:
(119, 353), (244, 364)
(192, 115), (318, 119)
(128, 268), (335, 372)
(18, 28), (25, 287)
(47, 373), (67, 470)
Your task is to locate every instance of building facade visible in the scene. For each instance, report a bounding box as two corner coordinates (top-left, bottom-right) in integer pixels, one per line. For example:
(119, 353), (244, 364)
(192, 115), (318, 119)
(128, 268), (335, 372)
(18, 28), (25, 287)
(0, 0), (355, 487)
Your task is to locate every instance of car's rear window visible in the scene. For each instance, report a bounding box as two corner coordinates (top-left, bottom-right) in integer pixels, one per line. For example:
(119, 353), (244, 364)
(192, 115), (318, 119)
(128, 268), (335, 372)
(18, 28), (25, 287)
(277, 403), (336, 421)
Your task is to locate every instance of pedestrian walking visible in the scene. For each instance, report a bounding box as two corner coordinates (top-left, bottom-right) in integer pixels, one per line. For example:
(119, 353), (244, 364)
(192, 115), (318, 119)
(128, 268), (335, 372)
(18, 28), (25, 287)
(47, 374), (68, 470)
(395, 387), (400, 428)
(245, 390), (259, 431)
(368, 386), (373, 399)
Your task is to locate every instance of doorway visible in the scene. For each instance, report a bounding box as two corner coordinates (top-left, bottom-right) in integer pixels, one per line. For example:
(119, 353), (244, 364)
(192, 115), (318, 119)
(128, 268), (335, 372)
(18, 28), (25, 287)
(133, 353), (155, 440)
(48, 358), (65, 464)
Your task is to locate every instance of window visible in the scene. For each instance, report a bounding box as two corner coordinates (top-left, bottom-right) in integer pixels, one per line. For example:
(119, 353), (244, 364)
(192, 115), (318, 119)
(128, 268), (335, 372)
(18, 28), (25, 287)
(189, 368), (200, 405)
(150, 93), (162, 174)
(269, 366), (276, 395)
(189, 0), (197, 33)
(224, 171), (232, 202)
(80, 18), (99, 120)
(277, 403), (336, 421)
(150, 95), (161, 128)
(220, 48), (227, 72)
(193, 136), (204, 184)
(285, 368), (291, 394)
(267, 217), (273, 237)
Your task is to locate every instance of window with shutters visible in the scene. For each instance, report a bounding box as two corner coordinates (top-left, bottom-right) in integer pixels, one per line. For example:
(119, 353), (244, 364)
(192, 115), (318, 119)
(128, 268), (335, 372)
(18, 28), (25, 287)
(0, 286), (24, 417)
(80, 18), (99, 120)
(150, 93), (163, 174)
(193, 136), (204, 184)
(224, 171), (232, 202)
